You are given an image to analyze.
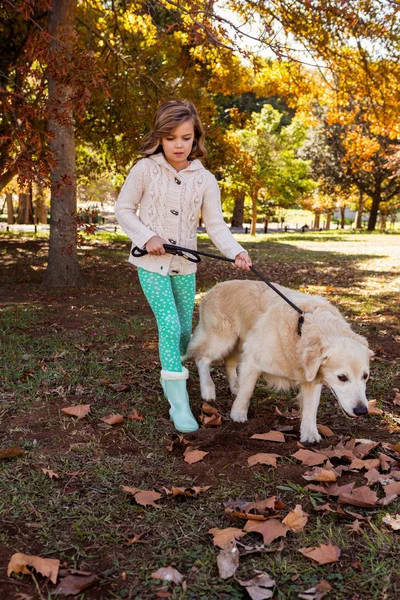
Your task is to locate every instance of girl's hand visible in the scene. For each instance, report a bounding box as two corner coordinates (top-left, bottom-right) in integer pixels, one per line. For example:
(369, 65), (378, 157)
(146, 236), (167, 255)
(235, 251), (252, 270)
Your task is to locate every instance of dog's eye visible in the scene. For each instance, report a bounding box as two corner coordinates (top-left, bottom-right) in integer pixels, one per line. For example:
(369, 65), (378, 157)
(337, 374), (348, 382)
(362, 373), (368, 380)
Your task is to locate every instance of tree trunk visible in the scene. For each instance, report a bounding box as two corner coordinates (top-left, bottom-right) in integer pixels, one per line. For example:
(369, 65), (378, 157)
(44, 0), (80, 287)
(17, 192), (34, 224)
(340, 205), (345, 229)
(379, 208), (387, 230)
(231, 193), (244, 227)
(325, 210), (331, 230)
(6, 193), (14, 224)
(367, 193), (380, 231)
(250, 189), (258, 236)
(0, 169), (15, 194)
(34, 182), (48, 223)
(313, 210), (320, 229)
(355, 190), (364, 229)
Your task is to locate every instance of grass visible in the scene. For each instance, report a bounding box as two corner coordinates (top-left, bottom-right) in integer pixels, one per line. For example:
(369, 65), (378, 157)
(0, 230), (400, 599)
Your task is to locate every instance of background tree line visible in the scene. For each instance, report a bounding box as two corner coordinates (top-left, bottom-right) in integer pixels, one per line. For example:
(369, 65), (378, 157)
(1, 0), (399, 285)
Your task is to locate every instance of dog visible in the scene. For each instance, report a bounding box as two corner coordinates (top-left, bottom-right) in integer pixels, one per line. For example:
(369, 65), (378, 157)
(186, 280), (373, 444)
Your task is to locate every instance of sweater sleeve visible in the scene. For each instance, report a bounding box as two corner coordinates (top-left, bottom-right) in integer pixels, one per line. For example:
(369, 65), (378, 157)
(115, 160), (157, 248)
(201, 173), (246, 259)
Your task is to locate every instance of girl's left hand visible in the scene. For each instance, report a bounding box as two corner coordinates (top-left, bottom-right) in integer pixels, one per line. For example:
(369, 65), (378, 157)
(234, 251), (252, 270)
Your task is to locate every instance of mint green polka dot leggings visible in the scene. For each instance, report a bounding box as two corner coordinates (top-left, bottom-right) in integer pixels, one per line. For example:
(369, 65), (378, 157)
(138, 268), (196, 372)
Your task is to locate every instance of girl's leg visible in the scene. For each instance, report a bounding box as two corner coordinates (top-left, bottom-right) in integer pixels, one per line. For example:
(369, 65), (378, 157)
(137, 268), (182, 372)
(170, 274), (196, 356)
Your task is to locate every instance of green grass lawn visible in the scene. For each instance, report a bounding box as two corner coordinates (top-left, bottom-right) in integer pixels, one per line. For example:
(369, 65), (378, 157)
(0, 230), (399, 599)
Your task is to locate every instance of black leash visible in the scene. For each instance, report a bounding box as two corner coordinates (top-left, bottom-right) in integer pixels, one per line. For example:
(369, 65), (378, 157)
(132, 244), (305, 336)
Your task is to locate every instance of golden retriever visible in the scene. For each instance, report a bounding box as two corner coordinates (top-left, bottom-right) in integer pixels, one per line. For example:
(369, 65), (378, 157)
(186, 280), (373, 444)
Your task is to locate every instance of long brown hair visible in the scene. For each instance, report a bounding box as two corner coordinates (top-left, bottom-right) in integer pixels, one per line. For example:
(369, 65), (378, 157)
(138, 100), (207, 161)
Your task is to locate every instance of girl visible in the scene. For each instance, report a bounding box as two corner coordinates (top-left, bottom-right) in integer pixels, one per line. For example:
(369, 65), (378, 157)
(115, 100), (252, 433)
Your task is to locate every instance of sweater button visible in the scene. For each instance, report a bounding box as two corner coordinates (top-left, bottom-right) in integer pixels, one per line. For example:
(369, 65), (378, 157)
(170, 210), (179, 215)
(174, 177), (181, 185)
(171, 270), (179, 274)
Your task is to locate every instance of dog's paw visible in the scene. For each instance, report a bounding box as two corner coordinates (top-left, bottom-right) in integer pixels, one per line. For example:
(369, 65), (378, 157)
(229, 384), (239, 395)
(300, 430), (322, 444)
(201, 382), (216, 402)
(230, 407), (248, 423)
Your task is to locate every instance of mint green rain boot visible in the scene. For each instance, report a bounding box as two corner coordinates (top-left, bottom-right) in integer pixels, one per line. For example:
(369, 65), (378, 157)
(160, 367), (199, 432)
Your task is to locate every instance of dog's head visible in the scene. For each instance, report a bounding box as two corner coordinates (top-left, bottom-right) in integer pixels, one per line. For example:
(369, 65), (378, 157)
(302, 332), (373, 417)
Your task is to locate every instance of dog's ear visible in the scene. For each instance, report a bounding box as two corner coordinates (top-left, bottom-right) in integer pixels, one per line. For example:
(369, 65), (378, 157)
(302, 337), (329, 382)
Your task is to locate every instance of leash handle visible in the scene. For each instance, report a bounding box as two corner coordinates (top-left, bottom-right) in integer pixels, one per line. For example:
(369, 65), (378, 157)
(131, 244), (202, 263)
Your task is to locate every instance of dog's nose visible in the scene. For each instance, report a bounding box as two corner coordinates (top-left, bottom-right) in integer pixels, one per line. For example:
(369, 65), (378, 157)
(353, 404), (368, 416)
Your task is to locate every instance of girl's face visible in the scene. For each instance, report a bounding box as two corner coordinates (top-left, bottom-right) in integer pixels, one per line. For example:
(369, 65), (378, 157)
(161, 120), (195, 171)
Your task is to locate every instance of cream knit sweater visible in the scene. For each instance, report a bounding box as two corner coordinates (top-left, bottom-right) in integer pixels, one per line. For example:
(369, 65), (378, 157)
(115, 153), (246, 276)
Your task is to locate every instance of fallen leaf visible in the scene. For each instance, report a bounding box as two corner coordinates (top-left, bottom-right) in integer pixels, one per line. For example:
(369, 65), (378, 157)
(238, 572), (276, 599)
(121, 486), (162, 508)
(247, 453), (281, 467)
(347, 520), (364, 534)
(244, 519), (289, 544)
(298, 579), (332, 599)
(291, 449), (326, 466)
(302, 468), (336, 482)
(225, 508), (267, 521)
(166, 434), (190, 453)
(379, 453), (396, 471)
(151, 566), (183, 585)
(216, 541), (239, 579)
(305, 481), (355, 496)
(100, 414), (124, 425)
(299, 543), (341, 565)
(364, 468), (382, 486)
(201, 402), (220, 415)
(7, 553), (60, 583)
(168, 485), (211, 498)
(349, 458), (380, 471)
(183, 447), (209, 464)
(368, 399), (383, 416)
(394, 392), (400, 406)
(384, 481), (400, 496)
(0, 446), (25, 460)
(338, 485), (378, 507)
(61, 405), (90, 420)
(200, 413), (222, 426)
(237, 540), (285, 556)
(243, 496), (284, 513)
(41, 468), (60, 479)
(382, 513), (400, 530)
(127, 408), (144, 421)
(54, 573), (99, 596)
(251, 431), (285, 442)
(109, 383), (131, 392)
(317, 424), (334, 437)
(208, 527), (246, 548)
(282, 505), (309, 532)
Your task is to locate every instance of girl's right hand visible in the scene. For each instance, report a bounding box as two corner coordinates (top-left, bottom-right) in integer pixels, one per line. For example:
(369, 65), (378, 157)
(145, 236), (167, 255)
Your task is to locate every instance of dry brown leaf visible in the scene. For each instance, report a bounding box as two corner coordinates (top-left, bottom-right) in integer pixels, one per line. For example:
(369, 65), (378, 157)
(200, 413), (222, 427)
(393, 392), (400, 406)
(100, 413), (124, 425)
(168, 485), (211, 498)
(238, 572), (276, 599)
(338, 485), (378, 507)
(225, 508), (267, 521)
(347, 520), (364, 534)
(247, 453), (281, 468)
(41, 468), (60, 479)
(208, 527), (246, 548)
(201, 402), (220, 416)
(291, 449), (327, 467)
(127, 408), (145, 421)
(121, 486), (162, 508)
(368, 399), (383, 416)
(317, 424), (334, 437)
(183, 447), (209, 464)
(151, 566), (183, 585)
(379, 453), (396, 471)
(313, 503), (335, 513)
(244, 518), (289, 544)
(216, 541), (240, 579)
(298, 580), (332, 599)
(0, 446), (25, 460)
(251, 430), (285, 443)
(109, 383), (131, 392)
(305, 481), (355, 496)
(54, 573), (99, 596)
(382, 513), (400, 530)
(302, 468), (337, 482)
(299, 543), (341, 565)
(166, 434), (190, 453)
(61, 405), (90, 420)
(282, 505), (309, 532)
(243, 496), (286, 514)
(384, 481), (400, 496)
(364, 468), (382, 486)
(7, 553), (60, 583)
